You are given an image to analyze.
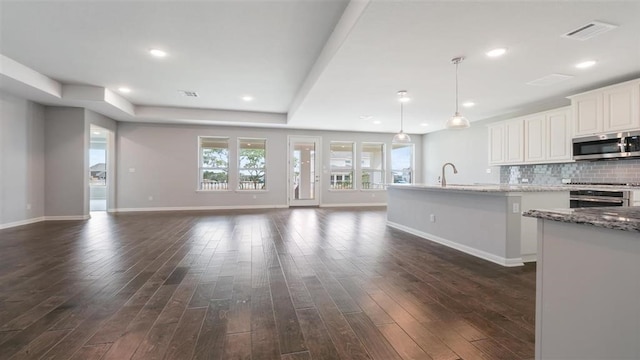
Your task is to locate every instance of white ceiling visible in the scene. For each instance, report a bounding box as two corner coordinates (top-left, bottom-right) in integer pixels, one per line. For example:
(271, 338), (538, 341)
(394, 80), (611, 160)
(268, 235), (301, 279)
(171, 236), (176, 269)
(1, 0), (639, 134)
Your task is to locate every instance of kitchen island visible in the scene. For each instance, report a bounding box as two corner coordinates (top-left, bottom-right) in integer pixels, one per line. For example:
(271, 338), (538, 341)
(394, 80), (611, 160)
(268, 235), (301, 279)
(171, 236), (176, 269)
(524, 207), (640, 360)
(386, 184), (570, 266)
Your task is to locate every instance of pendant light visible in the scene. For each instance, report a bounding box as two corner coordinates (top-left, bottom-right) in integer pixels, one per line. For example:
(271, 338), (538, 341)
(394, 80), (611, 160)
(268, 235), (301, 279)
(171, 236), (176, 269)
(445, 57), (471, 129)
(393, 90), (411, 143)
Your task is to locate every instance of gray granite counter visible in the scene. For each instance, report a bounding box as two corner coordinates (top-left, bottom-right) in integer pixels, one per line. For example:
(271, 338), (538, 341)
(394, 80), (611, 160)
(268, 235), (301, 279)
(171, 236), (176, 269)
(523, 206), (640, 232)
(387, 183), (640, 193)
(387, 183), (573, 193)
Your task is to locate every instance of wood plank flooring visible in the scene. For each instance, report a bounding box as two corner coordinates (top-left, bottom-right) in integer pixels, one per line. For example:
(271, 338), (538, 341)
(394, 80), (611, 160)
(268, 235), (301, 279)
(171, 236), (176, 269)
(0, 207), (536, 359)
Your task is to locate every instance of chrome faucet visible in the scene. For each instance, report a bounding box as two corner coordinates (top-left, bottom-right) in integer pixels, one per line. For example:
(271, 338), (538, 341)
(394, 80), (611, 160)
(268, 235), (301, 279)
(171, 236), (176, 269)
(441, 163), (458, 187)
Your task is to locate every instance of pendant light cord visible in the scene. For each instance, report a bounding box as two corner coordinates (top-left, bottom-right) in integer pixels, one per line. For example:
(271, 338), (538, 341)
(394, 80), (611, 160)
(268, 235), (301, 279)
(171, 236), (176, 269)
(400, 101), (404, 131)
(455, 61), (459, 114)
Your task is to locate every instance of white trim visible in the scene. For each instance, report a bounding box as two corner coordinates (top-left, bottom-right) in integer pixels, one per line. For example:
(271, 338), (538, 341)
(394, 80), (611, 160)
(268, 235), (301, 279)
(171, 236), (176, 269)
(386, 221), (525, 267)
(0, 216), (45, 230)
(113, 204), (289, 213)
(44, 215), (91, 221)
(521, 254), (537, 263)
(320, 202), (387, 208)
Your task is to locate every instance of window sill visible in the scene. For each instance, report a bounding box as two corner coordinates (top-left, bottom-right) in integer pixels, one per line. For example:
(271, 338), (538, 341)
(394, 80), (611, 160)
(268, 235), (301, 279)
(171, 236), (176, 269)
(196, 189), (233, 193)
(328, 189), (358, 192)
(235, 190), (269, 193)
(360, 188), (386, 192)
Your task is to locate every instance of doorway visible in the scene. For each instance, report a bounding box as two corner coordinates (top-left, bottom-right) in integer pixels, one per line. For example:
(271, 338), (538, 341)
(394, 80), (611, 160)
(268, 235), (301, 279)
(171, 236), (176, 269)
(289, 136), (321, 206)
(89, 125), (109, 211)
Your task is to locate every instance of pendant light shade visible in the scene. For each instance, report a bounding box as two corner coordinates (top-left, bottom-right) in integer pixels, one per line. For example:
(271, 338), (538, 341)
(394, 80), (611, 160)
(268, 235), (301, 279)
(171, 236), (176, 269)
(393, 90), (412, 143)
(445, 57), (470, 129)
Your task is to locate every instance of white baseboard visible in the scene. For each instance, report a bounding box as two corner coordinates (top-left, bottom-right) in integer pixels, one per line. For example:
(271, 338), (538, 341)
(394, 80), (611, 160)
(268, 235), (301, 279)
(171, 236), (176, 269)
(319, 202), (387, 208)
(0, 216), (45, 230)
(0, 214), (90, 229)
(521, 254), (537, 263)
(44, 215), (91, 221)
(114, 204), (290, 213)
(386, 221), (525, 267)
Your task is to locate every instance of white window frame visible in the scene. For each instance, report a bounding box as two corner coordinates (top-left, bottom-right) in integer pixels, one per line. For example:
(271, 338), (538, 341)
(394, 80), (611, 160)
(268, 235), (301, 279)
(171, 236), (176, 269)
(198, 136), (230, 191)
(361, 142), (386, 190)
(237, 138), (267, 191)
(391, 143), (414, 184)
(329, 141), (355, 190)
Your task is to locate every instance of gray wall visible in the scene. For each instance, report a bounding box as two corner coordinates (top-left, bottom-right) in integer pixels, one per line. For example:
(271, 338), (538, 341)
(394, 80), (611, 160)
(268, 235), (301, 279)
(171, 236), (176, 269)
(44, 107), (87, 217)
(116, 122), (422, 210)
(0, 92), (45, 226)
(422, 122), (500, 185)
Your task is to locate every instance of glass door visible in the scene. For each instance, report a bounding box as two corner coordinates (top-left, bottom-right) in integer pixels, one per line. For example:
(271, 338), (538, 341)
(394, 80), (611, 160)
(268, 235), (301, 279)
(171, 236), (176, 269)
(289, 136), (321, 206)
(89, 125), (108, 211)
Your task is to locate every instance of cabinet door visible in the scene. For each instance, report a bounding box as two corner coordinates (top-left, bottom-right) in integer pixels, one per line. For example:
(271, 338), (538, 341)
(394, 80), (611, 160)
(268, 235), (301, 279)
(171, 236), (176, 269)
(573, 93), (602, 136)
(505, 119), (524, 163)
(547, 109), (572, 161)
(524, 115), (546, 162)
(488, 124), (505, 165)
(603, 82), (640, 132)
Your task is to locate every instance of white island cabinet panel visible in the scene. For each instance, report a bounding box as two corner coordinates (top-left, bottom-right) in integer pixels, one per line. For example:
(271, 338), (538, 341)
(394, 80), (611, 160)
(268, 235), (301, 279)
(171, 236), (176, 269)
(524, 207), (640, 360)
(386, 185), (569, 266)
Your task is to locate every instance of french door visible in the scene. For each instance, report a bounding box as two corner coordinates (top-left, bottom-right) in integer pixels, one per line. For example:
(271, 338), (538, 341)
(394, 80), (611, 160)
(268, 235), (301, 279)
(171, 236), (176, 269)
(288, 136), (321, 206)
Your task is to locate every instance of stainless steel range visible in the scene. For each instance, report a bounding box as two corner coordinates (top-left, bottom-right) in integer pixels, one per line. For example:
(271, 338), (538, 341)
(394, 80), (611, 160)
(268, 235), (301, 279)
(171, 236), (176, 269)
(568, 182), (638, 208)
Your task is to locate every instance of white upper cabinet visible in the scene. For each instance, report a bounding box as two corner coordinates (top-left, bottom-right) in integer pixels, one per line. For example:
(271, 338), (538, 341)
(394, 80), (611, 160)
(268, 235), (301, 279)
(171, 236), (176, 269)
(570, 79), (640, 137)
(487, 118), (524, 166)
(505, 119), (524, 163)
(488, 123), (506, 164)
(572, 93), (602, 136)
(488, 107), (572, 166)
(546, 108), (572, 162)
(524, 114), (546, 163)
(603, 82), (640, 132)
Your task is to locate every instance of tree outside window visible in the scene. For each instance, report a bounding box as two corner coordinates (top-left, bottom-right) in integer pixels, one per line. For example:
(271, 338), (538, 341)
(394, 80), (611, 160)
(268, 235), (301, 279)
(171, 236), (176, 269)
(239, 139), (266, 190)
(200, 137), (229, 190)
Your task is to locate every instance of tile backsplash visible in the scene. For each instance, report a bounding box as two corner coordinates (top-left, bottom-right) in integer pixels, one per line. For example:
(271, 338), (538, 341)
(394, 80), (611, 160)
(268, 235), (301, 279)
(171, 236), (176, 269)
(500, 159), (640, 185)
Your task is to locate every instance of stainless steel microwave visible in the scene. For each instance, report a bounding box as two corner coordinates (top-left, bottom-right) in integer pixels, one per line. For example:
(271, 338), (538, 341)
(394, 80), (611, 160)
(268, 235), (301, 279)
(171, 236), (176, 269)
(573, 131), (640, 161)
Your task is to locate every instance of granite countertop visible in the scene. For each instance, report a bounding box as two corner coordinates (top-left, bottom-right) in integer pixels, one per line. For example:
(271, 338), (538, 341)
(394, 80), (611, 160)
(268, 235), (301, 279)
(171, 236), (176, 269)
(523, 207), (640, 232)
(387, 183), (640, 193)
(387, 183), (573, 193)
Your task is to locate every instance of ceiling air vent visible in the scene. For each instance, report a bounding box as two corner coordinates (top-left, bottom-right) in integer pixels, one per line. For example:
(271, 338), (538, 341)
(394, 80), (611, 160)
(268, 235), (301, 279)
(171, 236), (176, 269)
(526, 74), (573, 86)
(562, 21), (618, 41)
(178, 90), (199, 97)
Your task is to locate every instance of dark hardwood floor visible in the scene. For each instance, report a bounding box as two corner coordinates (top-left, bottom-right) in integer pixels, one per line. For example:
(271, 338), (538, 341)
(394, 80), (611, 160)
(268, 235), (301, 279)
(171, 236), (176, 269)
(0, 207), (536, 359)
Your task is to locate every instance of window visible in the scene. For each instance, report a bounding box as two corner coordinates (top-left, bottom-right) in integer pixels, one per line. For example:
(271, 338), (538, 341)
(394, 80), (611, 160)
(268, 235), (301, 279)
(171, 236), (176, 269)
(391, 143), (414, 184)
(199, 137), (229, 190)
(361, 143), (385, 189)
(238, 138), (266, 190)
(330, 142), (354, 189)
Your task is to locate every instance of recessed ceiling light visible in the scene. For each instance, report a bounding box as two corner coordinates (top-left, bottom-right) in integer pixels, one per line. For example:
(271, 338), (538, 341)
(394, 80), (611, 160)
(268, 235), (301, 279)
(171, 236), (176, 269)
(420, 123), (429, 127)
(359, 115), (373, 120)
(118, 87), (131, 93)
(242, 95), (254, 102)
(486, 48), (507, 57)
(462, 101), (475, 108)
(575, 60), (597, 69)
(149, 49), (167, 58)
(373, 120), (382, 124)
